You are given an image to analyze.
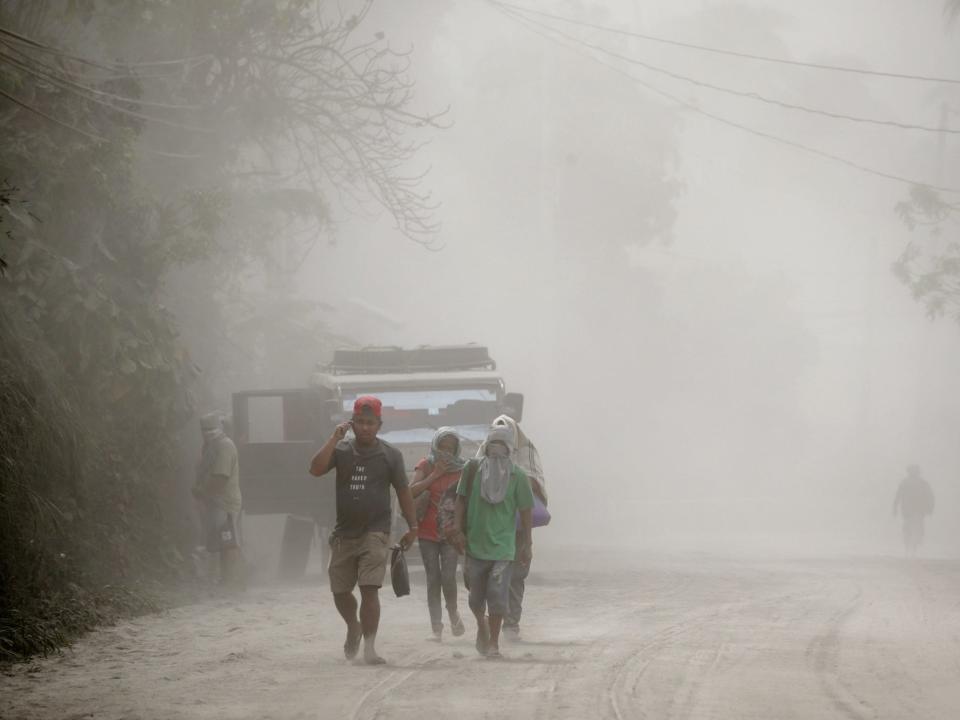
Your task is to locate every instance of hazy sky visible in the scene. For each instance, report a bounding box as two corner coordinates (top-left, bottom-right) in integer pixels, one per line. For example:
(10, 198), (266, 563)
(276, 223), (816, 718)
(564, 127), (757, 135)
(294, 0), (960, 555)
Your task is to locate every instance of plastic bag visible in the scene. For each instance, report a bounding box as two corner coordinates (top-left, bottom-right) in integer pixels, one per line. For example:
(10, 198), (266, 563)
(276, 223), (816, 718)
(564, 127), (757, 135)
(516, 494), (551, 529)
(390, 545), (410, 597)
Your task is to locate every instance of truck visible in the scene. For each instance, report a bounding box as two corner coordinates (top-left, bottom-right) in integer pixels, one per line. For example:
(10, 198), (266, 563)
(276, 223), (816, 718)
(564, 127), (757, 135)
(231, 345), (524, 578)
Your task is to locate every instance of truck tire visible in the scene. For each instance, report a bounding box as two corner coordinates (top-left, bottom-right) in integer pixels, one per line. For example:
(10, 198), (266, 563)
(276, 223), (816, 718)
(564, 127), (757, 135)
(279, 514), (314, 581)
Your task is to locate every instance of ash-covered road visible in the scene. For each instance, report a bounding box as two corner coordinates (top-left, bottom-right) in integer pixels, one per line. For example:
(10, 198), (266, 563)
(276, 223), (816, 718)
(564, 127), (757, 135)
(3, 549), (959, 720)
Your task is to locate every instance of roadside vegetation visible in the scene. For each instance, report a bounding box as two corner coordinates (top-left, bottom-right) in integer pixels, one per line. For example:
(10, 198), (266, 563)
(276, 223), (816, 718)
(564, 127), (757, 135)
(0, 0), (440, 661)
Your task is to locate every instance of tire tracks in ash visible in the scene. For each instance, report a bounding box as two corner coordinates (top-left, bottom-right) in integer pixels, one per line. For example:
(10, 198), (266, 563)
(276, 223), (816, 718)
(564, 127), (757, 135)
(349, 647), (447, 720)
(531, 571), (702, 720)
(806, 585), (873, 720)
(605, 587), (808, 720)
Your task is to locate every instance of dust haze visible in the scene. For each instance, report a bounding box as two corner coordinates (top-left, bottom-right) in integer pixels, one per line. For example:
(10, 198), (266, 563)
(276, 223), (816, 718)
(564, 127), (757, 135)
(6, 2), (960, 718)
(263, 0), (960, 559)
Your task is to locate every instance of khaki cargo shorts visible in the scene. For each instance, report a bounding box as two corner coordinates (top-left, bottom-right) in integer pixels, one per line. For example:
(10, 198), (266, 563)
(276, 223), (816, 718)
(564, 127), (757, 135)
(328, 531), (390, 594)
(202, 505), (240, 553)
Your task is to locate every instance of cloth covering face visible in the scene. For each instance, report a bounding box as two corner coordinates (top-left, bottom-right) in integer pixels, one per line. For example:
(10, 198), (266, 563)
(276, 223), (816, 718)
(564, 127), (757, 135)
(485, 415), (547, 503)
(478, 426), (515, 504)
(200, 412), (223, 433)
(427, 427), (467, 471)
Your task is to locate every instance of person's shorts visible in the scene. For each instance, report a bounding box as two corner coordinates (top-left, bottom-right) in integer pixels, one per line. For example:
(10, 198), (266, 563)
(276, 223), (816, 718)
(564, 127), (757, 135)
(328, 531), (390, 594)
(204, 506), (240, 552)
(465, 555), (513, 617)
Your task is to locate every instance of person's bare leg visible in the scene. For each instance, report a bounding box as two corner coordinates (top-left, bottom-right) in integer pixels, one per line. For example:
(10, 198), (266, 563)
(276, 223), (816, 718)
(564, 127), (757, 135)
(333, 591), (362, 660)
(487, 614), (504, 657)
(440, 543), (463, 636)
(220, 547), (245, 591)
(359, 585), (385, 664)
(472, 611), (490, 656)
(467, 584), (488, 656)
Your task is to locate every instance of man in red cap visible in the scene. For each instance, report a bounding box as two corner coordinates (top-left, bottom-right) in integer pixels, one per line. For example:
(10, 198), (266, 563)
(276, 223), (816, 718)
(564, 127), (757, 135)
(309, 395), (417, 664)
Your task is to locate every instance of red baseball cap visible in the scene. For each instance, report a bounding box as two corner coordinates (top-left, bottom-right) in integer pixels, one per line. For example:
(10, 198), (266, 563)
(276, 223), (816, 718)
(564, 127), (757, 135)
(353, 395), (382, 418)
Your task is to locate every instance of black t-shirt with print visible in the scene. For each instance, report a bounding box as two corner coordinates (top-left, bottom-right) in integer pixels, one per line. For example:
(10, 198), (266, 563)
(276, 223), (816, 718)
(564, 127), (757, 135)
(323, 438), (408, 538)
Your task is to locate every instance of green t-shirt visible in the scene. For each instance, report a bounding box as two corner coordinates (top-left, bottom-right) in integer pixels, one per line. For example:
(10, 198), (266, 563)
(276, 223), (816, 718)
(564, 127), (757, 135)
(457, 463), (534, 561)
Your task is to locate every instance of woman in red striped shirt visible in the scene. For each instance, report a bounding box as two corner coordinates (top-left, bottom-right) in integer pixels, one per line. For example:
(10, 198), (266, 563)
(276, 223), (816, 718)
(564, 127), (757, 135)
(410, 428), (467, 640)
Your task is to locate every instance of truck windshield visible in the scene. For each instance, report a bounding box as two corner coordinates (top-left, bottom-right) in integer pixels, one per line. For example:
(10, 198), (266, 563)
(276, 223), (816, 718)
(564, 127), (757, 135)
(340, 387), (499, 440)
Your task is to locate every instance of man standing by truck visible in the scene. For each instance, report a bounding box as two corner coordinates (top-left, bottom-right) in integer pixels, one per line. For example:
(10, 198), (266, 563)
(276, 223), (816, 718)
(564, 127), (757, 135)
(309, 396), (418, 665)
(192, 412), (244, 591)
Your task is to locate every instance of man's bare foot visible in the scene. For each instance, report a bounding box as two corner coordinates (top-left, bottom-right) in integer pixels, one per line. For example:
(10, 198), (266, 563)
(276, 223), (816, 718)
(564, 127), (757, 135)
(344, 623), (362, 660)
(362, 637), (386, 665)
(363, 649), (387, 665)
(485, 645), (503, 659)
(475, 617), (490, 656)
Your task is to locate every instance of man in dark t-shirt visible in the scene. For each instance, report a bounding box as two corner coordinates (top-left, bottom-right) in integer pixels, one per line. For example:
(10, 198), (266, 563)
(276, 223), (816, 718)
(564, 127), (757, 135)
(309, 396), (417, 664)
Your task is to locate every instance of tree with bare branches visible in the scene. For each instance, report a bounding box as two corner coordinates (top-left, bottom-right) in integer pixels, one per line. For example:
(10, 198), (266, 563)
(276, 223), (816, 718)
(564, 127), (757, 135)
(0, 0), (444, 659)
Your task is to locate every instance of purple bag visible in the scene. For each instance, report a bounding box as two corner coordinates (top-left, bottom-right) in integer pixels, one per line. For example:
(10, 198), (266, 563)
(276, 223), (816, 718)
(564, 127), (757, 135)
(517, 494), (551, 529)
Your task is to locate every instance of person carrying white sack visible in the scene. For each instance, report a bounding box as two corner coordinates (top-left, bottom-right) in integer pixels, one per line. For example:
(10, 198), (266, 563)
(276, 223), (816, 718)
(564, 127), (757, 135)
(482, 414), (549, 641)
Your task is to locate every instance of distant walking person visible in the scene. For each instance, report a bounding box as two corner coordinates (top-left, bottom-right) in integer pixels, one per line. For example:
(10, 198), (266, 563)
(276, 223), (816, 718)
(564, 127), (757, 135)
(410, 428), (467, 641)
(892, 464), (935, 558)
(192, 413), (244, 590)
(451, 425), (533, 659)
(309, 396), (418, 665)
(487, 414), (548, 642)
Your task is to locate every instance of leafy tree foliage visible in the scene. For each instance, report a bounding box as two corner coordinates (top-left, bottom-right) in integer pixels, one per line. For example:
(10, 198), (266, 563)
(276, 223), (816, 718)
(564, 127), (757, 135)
(947, 0), (960, 24)
(894, 186), (960, 323)
(890, 6), (959, 324)
(0, 0), (439, 659)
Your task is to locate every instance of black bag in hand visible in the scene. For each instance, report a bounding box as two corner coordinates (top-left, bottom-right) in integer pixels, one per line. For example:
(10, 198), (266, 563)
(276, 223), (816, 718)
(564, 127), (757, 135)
(390, 545), (410, 597)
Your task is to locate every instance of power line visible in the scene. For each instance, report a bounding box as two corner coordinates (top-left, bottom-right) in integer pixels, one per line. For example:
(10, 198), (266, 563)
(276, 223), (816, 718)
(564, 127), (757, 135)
(0, 40), (202, 110)
(0, 87), (202, 159)
(0, 52), (213, 133)
(492, 4), (959, 194)
(0, 25), (212, 73)
(0, 25), (119, 73)
(0, 25), (212, 156)
(502, 22), (958, 135)
(491, 0), (960, 86)
(0, 86), (116, 143)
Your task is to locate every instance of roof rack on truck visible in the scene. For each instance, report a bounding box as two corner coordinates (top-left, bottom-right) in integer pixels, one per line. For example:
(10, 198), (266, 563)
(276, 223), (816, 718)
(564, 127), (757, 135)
(326, 345), (496, 375)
